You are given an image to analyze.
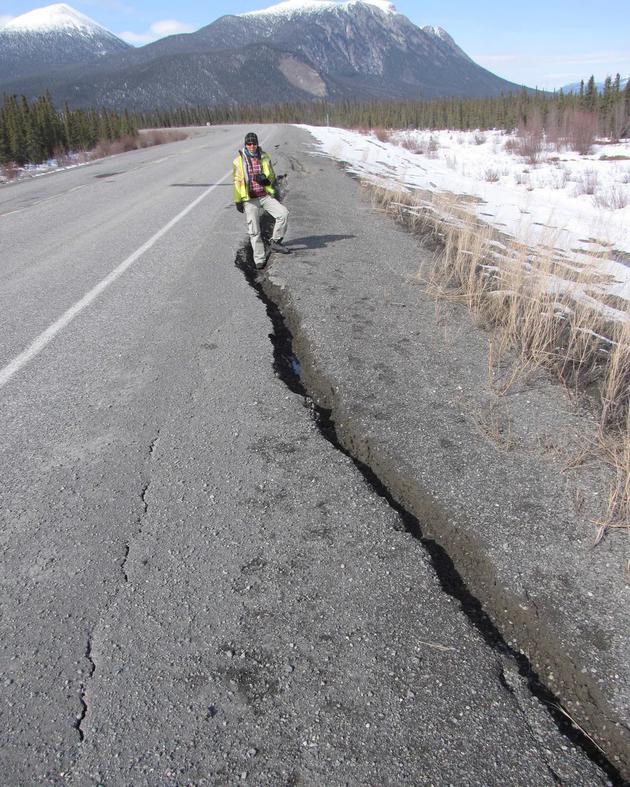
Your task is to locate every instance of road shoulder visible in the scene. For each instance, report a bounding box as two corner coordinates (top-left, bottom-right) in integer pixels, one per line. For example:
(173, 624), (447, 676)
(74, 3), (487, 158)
(265, 126), (630, 777)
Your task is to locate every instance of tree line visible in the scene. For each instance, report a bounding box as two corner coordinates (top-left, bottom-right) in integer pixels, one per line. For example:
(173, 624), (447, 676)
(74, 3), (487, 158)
(2, 75), (629, 168)
(0, 93), (137, 166)
(132, 75), (630, 140)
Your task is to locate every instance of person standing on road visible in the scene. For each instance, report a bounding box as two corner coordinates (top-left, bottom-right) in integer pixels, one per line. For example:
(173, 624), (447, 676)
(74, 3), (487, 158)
(233, 132), (290, 270)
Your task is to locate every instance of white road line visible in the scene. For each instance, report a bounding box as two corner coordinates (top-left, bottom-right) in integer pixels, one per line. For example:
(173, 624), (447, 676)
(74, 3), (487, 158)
(0, 170), (231, 390)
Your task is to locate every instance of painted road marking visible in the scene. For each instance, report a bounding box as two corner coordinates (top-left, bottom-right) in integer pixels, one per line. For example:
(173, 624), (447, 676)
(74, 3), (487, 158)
(0, 170), (231, 390)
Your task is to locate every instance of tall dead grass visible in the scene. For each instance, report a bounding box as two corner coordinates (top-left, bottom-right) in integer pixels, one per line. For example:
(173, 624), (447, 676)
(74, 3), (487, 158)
(371, 183), (630, 539)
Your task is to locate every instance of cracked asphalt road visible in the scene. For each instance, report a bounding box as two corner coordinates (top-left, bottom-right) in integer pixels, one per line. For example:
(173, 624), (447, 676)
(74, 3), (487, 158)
(0, 126), (610, 785)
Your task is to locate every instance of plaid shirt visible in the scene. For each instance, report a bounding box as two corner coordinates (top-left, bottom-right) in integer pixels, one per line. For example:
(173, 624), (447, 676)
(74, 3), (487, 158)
(244, 149), (266, 198)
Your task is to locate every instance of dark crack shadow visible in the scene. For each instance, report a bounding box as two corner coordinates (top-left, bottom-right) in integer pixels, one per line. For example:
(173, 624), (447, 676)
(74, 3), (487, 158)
(70, 430), (158, 751)
(286, 234), (355, 250)
(233, 225), (626, 787)
(74, 636), (96, 743)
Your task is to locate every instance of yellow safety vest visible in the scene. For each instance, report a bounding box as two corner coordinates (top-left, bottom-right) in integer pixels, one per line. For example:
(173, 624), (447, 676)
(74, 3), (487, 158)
(232, 149), (277, 203)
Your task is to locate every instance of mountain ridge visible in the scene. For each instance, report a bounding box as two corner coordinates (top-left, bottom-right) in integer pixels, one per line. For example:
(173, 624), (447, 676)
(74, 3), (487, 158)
(0, 1), (524, 109)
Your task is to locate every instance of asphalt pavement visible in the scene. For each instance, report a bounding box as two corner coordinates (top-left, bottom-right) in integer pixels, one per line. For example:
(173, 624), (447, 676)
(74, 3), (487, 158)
(0, 125), (611, 784)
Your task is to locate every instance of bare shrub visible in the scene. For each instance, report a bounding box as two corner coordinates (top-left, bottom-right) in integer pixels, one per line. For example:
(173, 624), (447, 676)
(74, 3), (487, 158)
(574, 169), (599, 196)
(445, 154), (458, 170)
(398, 134), (425, 154)
(109, 135), (141, 154)
(594, 185), (629, 210)
(566, 110), (597, 155)
(547, 167), (569, 190)
(514, 171), (530, 187)
(426, 135), (440, 158)
(504, 137), (520, 154)
(91, 140), (112, 158)
(91, 135), (138, 158)
(1, 161), (20, 180)
(473, 132), (486, 145)
(52, 146), (72, 167)
(373, 127), (391, 143)
(138, 129), (187, 147)
(88, 130), (188, 161)
(484, 168), (501, 182)
(545, 105), (562, 148)
(516, 125), (544, 165)
(609, 103), (627, 144)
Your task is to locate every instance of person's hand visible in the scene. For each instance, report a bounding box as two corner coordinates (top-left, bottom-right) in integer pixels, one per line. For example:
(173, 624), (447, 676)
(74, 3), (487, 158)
(254, 174), (270, 186)
(236, 202), (244, 213)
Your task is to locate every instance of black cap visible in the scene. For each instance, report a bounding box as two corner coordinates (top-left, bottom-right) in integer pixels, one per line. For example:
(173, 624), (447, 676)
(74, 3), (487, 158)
(244, 132), (259, 146)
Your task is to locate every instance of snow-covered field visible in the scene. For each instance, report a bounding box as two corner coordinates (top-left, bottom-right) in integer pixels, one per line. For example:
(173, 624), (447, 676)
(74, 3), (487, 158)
(300, 124), (630, 310)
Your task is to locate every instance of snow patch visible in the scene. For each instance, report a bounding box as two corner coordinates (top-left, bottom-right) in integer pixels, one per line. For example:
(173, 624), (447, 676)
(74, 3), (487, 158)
(242, 0), (396, 18)
(423, 25), (448, 39)
(299, 124), (630, 315)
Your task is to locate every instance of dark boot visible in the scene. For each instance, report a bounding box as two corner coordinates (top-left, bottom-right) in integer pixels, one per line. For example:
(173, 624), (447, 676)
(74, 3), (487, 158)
(270, 239), (291, 254)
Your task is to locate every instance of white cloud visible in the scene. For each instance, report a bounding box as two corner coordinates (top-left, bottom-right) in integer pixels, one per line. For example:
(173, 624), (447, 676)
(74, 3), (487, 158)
(0, 15), (15, 28)
(118, 19), (195, 45)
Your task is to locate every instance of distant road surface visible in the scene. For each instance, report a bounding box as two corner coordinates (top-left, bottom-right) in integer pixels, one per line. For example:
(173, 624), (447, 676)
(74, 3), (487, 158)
(0, 125), (606, 785)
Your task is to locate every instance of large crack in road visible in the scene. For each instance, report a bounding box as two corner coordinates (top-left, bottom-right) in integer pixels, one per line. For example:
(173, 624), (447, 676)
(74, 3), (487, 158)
(69, 430), (160, 758)
(234, 232), (624, 785)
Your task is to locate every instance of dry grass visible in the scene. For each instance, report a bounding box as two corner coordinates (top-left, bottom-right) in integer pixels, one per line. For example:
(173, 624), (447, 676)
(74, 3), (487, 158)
(595, 413), (630, 544)
(370, 182), (630, 539)
(472, 400), (515, 452)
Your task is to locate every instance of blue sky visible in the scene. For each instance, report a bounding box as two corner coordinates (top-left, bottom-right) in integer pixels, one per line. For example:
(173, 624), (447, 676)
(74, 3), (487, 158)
(1, 0), (629, 90)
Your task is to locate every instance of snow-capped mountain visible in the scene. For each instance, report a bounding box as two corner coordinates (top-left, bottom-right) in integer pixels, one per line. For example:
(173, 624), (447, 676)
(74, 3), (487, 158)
(241, 0), (397, 18)
(0, 4), (130, 82)
(0, 0), (522, 109)
(128, 0), (519, 105)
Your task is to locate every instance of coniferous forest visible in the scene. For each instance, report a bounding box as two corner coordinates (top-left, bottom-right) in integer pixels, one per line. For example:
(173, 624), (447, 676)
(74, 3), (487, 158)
(132, 76), (630, 139)
(0, 93), (137, 167)
(2, 75), (629, 169)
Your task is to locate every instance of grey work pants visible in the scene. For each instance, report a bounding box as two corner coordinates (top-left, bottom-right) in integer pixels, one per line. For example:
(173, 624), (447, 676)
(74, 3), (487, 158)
(244, 195), (289, 267)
